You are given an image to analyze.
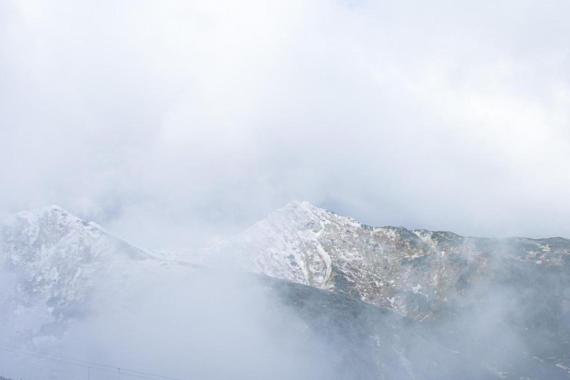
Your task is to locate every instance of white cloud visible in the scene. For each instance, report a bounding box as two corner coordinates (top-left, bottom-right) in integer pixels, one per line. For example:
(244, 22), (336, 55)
(1, 0), (569, 249)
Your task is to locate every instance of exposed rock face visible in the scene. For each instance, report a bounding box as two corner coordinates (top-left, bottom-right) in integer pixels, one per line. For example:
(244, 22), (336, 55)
(222, 201), (570, 319)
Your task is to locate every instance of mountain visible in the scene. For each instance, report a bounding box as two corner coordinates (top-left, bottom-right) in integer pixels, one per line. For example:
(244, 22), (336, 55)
(0, 205), (196, 352)
(0, 206), (149, 317)
(1, 203), (570, 379)
(0, 205), (434, 380)
(208, 201), (570, 378)
(218, 201), (570, 319)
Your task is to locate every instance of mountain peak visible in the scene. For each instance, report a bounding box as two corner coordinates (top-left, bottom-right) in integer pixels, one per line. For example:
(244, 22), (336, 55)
(275, 200), (357, 222)
(279, 200), (325, 213)
(6, 205), (105, 245)
(271, 201), (363, 233)
(18, 204), (70, 216)
(15, 204), (85, 223)
(0, 205), (149, 319)
(45, 204), (67, 213)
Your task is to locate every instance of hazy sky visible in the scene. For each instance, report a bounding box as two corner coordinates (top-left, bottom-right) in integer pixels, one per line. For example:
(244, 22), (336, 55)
(1, 0), (569, 250)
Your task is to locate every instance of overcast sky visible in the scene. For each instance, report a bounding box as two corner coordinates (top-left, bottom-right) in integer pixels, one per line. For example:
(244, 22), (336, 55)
(1, 0), (569, 250)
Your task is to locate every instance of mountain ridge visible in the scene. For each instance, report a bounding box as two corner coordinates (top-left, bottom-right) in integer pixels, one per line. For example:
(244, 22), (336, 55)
(1, 203), (570, 379)
(214, 200), (570, 318)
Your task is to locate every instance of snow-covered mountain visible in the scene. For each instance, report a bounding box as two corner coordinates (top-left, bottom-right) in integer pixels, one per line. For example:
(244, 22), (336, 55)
(0, 205), (193, 349)
(209, 201), (570, 377)
(2, 203), (570, 379)
(0, 206), (149, 313)
(0, 205), (431, 379)
(217, 201), (570, 319)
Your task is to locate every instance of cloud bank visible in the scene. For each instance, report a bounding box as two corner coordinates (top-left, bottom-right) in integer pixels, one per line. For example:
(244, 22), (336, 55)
(1, 0), (569, 250)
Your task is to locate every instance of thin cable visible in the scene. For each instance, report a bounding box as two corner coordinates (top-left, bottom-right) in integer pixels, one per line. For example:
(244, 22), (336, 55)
(0, 345), (186, 380)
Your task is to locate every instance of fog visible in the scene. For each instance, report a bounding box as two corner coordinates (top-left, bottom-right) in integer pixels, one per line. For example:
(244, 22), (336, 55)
(1, 0), (570, 252)
(0, 267), (330, 379)
(2, 237), (567, 380)
(1, 1), (570, 379)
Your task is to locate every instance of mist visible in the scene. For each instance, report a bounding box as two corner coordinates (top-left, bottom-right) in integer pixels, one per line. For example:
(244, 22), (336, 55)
(2, 238), (567, 380)
(0, 203), (569, 379)
(1, 0), (570, 379)
(1, 0), (570, 252)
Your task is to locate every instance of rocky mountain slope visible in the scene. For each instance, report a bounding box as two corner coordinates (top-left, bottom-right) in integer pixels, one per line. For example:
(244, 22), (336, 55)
(1, 203), (570, 379)
(0, 205), (424, 379)
(218, 201), (570, 320)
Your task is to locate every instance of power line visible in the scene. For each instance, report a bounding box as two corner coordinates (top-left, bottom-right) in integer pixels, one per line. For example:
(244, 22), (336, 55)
(0, 345), (186, 380)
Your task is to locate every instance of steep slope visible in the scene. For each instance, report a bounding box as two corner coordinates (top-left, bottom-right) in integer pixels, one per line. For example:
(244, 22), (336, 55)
(219, 201), (570, 320)
(268, 275), (570, 380)
(0, 205), (180, 348)
(211, 201), (570, 376)
(0, 206), (150, 316)
(0, 206), (440, 380)
(1, 204), (569, 379)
